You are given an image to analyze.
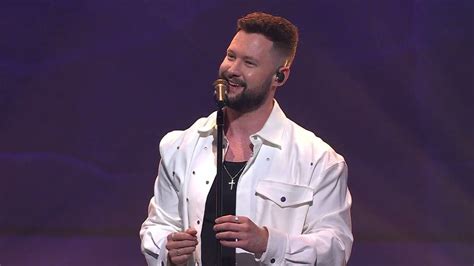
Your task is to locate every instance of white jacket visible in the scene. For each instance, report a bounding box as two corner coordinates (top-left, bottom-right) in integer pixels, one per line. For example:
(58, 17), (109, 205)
(140, 101), (353, 265)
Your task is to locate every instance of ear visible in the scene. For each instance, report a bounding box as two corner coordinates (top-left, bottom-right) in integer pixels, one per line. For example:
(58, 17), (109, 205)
(274, 66), (291, 87)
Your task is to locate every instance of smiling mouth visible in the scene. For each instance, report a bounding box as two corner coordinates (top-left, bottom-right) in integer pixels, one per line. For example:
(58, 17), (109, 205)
(227, 83), (244, 95)
(227, 79), (245, 89)
(228, 81), (240, 87)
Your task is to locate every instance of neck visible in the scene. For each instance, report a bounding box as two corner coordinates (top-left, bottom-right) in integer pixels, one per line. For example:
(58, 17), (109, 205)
(225, 99), (274, 140)
(223, 99), (274, 162)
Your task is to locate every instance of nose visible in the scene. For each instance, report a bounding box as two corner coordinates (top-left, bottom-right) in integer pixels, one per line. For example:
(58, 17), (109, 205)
(223, 59), (242, 78)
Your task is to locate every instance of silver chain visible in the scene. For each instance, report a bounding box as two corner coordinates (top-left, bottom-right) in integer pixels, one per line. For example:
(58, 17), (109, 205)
(223, 163), (246, 190)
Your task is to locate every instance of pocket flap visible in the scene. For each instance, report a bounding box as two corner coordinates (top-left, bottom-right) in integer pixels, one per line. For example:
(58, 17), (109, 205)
(255, 180), (313, 208)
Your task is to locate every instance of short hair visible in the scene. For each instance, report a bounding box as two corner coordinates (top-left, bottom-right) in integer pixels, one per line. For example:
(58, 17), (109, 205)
(237, 12), (299, 66)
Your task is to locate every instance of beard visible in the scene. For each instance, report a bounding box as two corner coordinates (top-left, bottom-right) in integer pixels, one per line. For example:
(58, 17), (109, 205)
(220, 73), (273, 113)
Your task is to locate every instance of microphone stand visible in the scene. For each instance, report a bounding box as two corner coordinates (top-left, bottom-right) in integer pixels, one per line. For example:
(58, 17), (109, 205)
(213, 79), (227, 266)
(216, 105), (224, 266)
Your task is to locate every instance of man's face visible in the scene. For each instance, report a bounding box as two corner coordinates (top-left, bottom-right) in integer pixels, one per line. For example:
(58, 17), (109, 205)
(218, 31), (279, 113)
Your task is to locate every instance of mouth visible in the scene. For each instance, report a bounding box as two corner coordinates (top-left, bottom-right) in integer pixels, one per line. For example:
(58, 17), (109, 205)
(227, 79), (246, 91)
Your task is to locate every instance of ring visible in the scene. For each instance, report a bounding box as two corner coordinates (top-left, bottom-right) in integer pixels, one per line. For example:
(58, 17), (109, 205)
(176, 249), (180, 256)
(234, 216), (239, 222)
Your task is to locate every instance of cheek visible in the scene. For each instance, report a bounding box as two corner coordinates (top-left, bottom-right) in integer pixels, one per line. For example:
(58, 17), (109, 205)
(245, 70), (267, 84)
(218, 60), (228, 75)
(244, 70), (258, 81)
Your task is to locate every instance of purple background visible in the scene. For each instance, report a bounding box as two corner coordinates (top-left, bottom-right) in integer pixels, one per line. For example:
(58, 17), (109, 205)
(1, 1), (473, 265)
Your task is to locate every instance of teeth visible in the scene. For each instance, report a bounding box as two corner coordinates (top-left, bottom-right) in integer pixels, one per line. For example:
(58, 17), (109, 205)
(229, 81), (241, 87)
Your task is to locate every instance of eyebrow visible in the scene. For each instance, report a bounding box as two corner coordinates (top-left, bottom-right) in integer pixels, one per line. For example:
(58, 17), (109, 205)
(227, 49), (259, 64)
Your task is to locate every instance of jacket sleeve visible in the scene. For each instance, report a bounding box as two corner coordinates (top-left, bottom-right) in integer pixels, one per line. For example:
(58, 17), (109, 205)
(140, 133), (184, 266)
(258, 161), (353, 265)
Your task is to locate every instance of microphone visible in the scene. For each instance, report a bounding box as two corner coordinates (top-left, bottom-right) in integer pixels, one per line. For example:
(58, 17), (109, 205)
(213, 79), (228, 108)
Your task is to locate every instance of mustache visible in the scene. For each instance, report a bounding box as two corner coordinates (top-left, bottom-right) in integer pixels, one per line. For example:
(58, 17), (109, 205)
(220, 72), (246, 87)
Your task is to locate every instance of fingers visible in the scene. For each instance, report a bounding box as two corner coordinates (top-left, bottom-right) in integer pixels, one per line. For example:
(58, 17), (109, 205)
(166, 230), (198, 253)
(214, 215), (246, 234)
(214, 215), (244, 248)
(213, 222), (242, 233)
(166, 229), (199, 265)
(219, 239), (244, 248)
(167, 231), (197, 242)
(170, 245), (196, 257)
(215, 215), (244, 224)
(185, 227), (198, 236)
(213, 215), (269, 254)
(167, 239), (198, 250)
(215, 230), (242, 245)
(169, 246), (196, 265)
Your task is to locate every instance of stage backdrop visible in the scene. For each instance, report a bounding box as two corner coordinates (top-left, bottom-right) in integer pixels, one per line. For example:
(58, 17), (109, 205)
(1, 1), (472, 265)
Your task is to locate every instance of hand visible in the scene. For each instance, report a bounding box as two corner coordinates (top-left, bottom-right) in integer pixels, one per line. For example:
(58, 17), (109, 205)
(214, 215), (269, 255)
(166, 228), (198, 265)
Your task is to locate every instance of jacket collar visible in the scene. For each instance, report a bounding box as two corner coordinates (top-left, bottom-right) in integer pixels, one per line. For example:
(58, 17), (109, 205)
(198, 100), (286, 149)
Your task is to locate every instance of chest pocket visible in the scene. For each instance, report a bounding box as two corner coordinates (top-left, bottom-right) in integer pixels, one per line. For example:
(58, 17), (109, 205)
(255, 180), (313, 233)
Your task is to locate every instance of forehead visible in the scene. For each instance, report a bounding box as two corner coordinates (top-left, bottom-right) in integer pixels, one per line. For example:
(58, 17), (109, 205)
(227, 31), (275, 60)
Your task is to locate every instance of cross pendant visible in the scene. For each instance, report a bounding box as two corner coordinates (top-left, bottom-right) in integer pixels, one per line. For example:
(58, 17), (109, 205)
(229, 179), (236, 190)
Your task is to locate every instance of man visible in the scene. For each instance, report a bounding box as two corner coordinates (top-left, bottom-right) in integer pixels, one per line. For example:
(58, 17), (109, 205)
(140, 12), (353, 265)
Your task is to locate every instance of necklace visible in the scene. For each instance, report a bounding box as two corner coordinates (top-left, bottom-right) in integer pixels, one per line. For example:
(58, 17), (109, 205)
(223, 163), (246, 190)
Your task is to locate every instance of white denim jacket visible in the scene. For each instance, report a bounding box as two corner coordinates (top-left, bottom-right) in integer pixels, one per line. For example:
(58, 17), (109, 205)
(140, 101), (353, 265)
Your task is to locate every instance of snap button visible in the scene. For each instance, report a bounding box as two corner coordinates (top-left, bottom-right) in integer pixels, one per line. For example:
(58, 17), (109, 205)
(192, 171), (195, 175)
(197, 220), (200, 225)
(270, 258), (275, 263)
(177, 146), (180, 150)
(206, 181), (209, 185)
(280, 196), (286, 202)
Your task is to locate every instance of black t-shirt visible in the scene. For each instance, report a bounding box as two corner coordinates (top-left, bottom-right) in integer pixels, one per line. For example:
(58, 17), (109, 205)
(201, 161), (247, 266)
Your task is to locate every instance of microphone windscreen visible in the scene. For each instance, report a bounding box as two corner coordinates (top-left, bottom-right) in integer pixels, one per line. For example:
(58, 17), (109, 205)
(213, 79), (228, 107)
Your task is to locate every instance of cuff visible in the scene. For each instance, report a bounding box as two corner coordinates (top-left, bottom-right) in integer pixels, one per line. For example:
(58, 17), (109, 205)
(256, 227), (287, 265)
(142, 232), (169, 266)
(159, 238), (170, 266)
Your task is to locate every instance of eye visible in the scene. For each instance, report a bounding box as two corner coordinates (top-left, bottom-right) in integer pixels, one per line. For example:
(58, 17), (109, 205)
(245, 60), (257, 67)
(226, 52), (236, 61)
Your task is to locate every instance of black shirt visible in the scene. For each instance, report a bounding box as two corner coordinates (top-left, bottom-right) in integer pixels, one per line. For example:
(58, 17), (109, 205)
(201, 161), (247, 266)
